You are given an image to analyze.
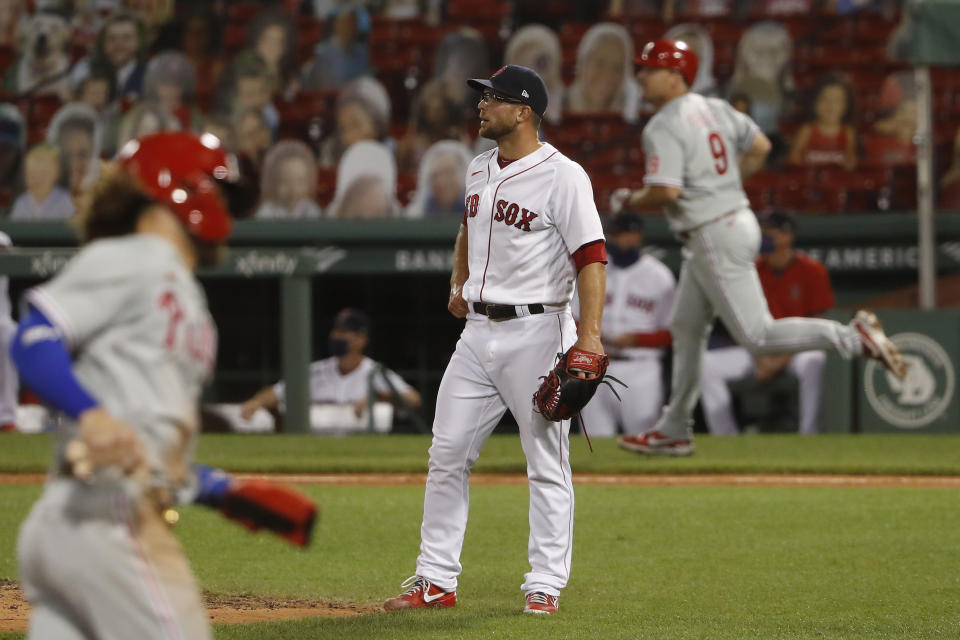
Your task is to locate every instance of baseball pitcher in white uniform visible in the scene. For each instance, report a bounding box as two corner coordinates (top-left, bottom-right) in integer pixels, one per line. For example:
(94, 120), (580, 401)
(384, 65), (607, 616)
(574, 212), (675, 437)
(613, 40), (907, 456)
(0, 231), (18, 432)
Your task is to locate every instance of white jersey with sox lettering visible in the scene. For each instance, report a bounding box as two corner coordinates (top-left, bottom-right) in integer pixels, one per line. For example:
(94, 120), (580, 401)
(462, 142), (602, 306)
(642, 93), (758, 232)
(18, 233), (216, 640)
(413, 141), (604, 598)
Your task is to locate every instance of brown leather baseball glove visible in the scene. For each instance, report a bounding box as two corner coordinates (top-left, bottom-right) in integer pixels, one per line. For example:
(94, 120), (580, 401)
(533, 347), (620, 422)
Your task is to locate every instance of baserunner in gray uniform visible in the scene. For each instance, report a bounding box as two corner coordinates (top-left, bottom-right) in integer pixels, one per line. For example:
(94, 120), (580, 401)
(614, 40), (907, 456)
(10, 132), (234, 640)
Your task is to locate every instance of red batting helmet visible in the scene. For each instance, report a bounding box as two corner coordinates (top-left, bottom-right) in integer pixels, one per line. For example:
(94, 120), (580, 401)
(635, 39), (699, 88)
(117, 132), (235, 243)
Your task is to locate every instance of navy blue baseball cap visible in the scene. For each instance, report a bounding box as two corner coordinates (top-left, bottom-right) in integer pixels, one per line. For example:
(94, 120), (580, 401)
(467, 65), (548, 118)
(332, 308), (370, 333)
(605, 211), (645, 235)
(759, 208), (795, 232)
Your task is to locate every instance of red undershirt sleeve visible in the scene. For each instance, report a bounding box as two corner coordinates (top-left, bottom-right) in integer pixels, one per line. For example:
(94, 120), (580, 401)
(571, 239), (607, 272)
(632, 329), (673, 348)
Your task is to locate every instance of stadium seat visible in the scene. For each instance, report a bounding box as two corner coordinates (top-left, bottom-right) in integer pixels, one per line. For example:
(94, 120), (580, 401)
(853, 14), (899, 44)
(447, 0), (511, 20)
(815, 18), (857, 45)
(223, 24), (248, 54)
(298, 17), (325, 55)
(0, 45), (15, 73)
(226, 3), (261, 23)
(397, 172), (417, 205)
(316, 168), (337, 207)
(21, 95), (63, 132)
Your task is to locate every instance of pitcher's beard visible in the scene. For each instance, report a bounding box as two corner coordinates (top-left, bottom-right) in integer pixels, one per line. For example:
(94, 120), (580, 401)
(479, 119), (516, 141)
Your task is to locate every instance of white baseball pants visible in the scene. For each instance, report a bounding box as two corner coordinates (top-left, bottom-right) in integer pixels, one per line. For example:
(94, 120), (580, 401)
(416, 310), (577, 597)
(654, 209), (860, 439)
(579, 357), (663, 437)
(700, 346), (827, 435)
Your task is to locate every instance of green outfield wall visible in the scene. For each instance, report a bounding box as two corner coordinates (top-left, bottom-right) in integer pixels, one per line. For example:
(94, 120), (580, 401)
(819, 310), (959, 434)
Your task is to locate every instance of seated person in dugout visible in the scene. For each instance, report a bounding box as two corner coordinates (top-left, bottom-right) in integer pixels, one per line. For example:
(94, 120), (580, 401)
(573, 212), (676, 437)
(699, 210), (834, 435)
(240, 308), (421, 430)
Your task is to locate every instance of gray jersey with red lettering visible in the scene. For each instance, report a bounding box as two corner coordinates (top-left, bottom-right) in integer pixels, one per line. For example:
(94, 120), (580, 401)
(642, 93), (760, 232)
(24, 234), (216, 489)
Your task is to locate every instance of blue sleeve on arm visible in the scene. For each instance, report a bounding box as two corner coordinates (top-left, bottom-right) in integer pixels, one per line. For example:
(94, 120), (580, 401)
(192, 464), (234, 507)
(9, 307), (99, 420)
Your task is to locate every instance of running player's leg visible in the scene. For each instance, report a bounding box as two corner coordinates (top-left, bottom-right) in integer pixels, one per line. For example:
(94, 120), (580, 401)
(28, 599), (90, 640)
(693, 212), (862, 359)
(494, 312), (577, 597)
(788, 350), (827, 434)
(19, 483), (212, 640)
(19, 507), (90, 640)
(416, 324), (507, 590)
(700, 346), (754, 435)
(115, 498), (212, 640)
(619, 359), (664, 435)
(650, 261), (715, 440)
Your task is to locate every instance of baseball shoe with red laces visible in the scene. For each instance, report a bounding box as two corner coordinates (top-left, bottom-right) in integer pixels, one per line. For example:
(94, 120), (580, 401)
(850, 310), (907, 379)
(523, 592), (559, 615)
(619, 430), (695, 456)
(383, 575), (456, 611)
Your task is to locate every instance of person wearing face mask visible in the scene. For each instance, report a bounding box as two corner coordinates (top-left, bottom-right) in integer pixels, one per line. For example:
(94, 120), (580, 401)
(699, 210), (834, 435)
(239, 309), (421, 430)
(572, 211), (675, 437)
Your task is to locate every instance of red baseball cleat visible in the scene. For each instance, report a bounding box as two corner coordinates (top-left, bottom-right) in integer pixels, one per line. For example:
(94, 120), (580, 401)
(851, 310), (907, 379)
(523, 592), (559, 615)
(619, 430), (695, 456)
(383, 576), (456, 611)
(0, 423), (17, 433)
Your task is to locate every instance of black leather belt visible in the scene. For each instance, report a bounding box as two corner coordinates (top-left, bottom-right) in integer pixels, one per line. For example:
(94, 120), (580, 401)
(472, 302), (545, 320)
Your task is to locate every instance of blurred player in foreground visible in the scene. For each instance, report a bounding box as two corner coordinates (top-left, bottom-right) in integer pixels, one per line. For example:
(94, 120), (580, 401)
(613, 40), (906, 456)
(11, 132), (315, 640)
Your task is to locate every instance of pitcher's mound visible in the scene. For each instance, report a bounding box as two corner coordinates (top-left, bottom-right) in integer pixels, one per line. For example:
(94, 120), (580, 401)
(0, 579), (380, 632)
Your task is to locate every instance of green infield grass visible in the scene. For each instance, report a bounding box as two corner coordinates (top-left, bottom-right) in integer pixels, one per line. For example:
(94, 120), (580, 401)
(1, 482), (959, 639)
(1, 433), (960, 475)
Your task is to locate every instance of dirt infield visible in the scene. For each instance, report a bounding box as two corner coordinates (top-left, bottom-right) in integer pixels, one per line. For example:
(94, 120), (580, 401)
(3, 471), (958, 631)
(0, 579), (381, 633)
